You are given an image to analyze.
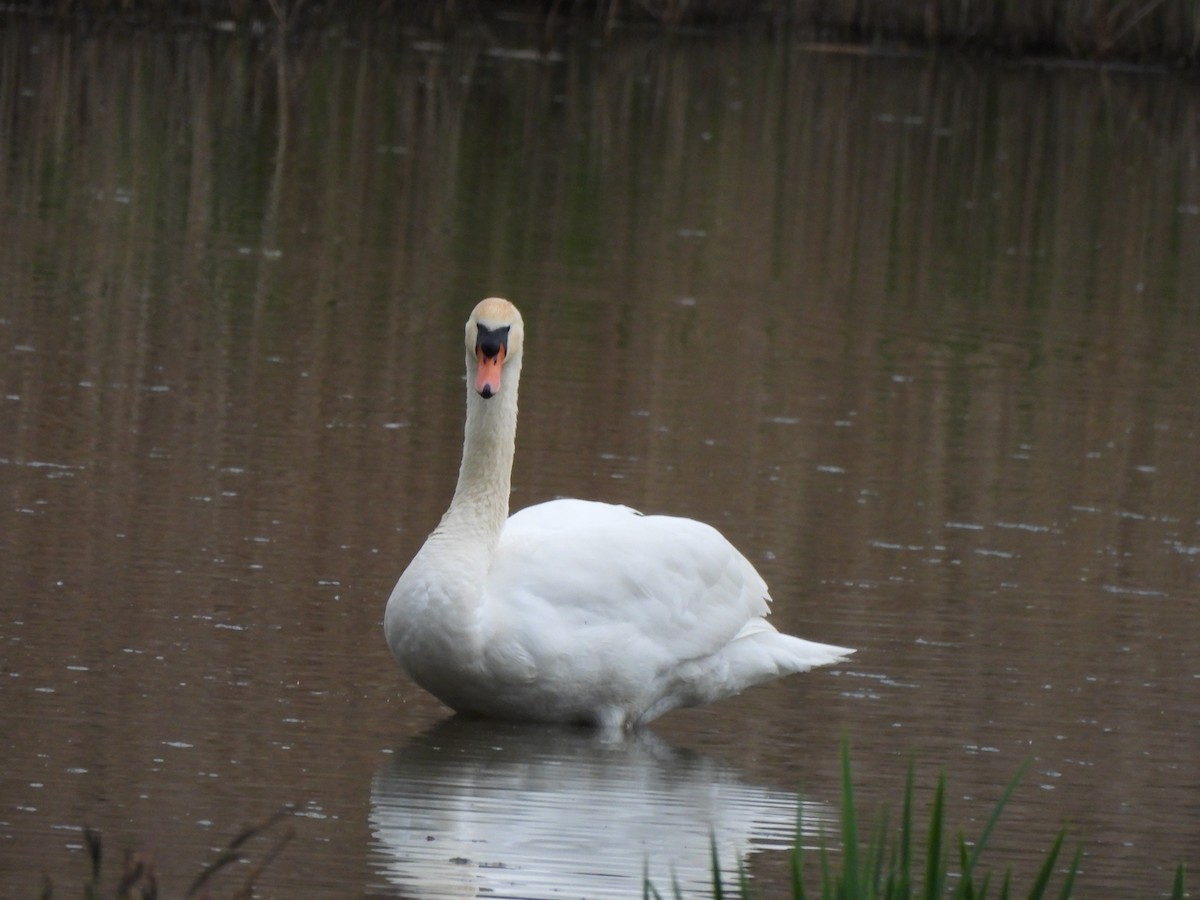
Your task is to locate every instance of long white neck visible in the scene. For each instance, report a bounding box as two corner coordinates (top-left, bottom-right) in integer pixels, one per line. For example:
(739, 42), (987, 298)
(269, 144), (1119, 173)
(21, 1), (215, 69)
(384, 300), (525, 682)
(432, 354), (522, 551)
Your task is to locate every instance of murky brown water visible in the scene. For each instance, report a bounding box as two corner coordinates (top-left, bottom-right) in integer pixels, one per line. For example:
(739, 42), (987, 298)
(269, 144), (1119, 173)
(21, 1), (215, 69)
(1, 17), (1198, 898)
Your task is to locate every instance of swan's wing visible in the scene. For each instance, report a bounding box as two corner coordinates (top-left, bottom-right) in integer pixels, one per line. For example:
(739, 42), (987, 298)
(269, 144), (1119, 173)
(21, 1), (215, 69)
(490, 500), (772, 667)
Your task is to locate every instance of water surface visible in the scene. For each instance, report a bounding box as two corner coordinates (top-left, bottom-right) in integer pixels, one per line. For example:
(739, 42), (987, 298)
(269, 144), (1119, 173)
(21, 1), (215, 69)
(1, 19), (1198, 897)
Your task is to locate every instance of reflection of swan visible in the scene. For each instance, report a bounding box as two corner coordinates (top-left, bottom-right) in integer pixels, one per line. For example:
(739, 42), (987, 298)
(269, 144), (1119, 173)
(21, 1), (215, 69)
(384, 298), (852, 730)
(367, 718), (835, 899)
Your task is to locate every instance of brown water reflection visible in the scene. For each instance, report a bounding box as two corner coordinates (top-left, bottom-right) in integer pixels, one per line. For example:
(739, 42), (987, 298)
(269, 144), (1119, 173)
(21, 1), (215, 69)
(1, 19), (1198, 897)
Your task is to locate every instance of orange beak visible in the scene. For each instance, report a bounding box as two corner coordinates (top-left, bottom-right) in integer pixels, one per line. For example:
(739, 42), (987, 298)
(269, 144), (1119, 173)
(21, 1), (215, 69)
(474, 344), (506, 398)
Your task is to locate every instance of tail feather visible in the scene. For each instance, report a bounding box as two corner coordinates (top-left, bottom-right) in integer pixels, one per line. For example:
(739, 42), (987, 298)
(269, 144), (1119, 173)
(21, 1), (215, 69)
(770, 632), (855, 671)
(731, 618), (854, 678)
(660, 619), (853, 718)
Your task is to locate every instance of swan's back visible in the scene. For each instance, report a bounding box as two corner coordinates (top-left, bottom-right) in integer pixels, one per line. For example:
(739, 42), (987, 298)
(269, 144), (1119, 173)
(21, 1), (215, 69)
(458, 499), (851, 728)
(496, 499), (770, 649)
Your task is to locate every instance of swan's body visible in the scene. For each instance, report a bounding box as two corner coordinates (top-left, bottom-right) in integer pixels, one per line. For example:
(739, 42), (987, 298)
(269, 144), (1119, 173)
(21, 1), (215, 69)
(384, 298), (852, 730)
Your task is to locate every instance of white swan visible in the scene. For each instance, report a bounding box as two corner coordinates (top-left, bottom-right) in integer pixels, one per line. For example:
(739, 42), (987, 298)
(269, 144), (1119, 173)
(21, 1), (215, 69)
(384, 297), (853, 730)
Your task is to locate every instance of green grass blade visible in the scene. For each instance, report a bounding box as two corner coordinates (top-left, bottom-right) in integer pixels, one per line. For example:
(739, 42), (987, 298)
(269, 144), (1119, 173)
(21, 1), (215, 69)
(1171, 863), (1186, 900)
(998, 868), (1012, 900)
(899, 759), (914, 896)
(737, 856), (751, 899)
(960, 758), (1032, 888)
(642, 859), (666, 900)
(791, 805), (807, 900)
(840, 738), (860, 898)
(1054, 844), (1082, 900)
(957, 835), (975, 899)
(922, 772), (946, 900)
(710, 836), (725, 900)
(818, 835), (833, 900)
(977, 868), (992, 899)
(1025, 826), (1066, 900)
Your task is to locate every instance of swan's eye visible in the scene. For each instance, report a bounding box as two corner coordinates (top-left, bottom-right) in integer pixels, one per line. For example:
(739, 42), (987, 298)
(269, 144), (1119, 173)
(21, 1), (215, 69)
(476, 324), (510, 360)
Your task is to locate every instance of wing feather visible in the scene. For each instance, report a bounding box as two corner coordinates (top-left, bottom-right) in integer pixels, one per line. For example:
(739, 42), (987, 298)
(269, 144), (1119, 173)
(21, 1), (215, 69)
(487, 500), (772, 674)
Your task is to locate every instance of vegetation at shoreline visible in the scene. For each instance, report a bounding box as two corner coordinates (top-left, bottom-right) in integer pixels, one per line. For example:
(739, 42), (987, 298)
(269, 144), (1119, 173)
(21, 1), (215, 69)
(28, 749), (1191, 897)
(648, 743), (1188, 899)
(41, 808), (294, 900)
(3, 0), (1198, 64)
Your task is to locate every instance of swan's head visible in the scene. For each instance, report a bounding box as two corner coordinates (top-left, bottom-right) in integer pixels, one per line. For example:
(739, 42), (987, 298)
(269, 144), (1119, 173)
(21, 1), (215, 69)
(465, 297), (525, 400)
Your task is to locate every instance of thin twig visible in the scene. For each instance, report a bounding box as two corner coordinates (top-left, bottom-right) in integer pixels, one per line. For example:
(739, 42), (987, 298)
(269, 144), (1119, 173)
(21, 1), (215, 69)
(186, 806), (295, 898)
(232, 826), (296, 900)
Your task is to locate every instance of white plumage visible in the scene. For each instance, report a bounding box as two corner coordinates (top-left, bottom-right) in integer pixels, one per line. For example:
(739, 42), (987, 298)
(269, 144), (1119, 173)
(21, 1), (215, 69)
(384, 298), (852, 730)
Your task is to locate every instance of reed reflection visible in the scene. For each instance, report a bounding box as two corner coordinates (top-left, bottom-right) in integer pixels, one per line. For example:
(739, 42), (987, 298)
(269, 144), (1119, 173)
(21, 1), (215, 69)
(368, 718), (831, 899)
